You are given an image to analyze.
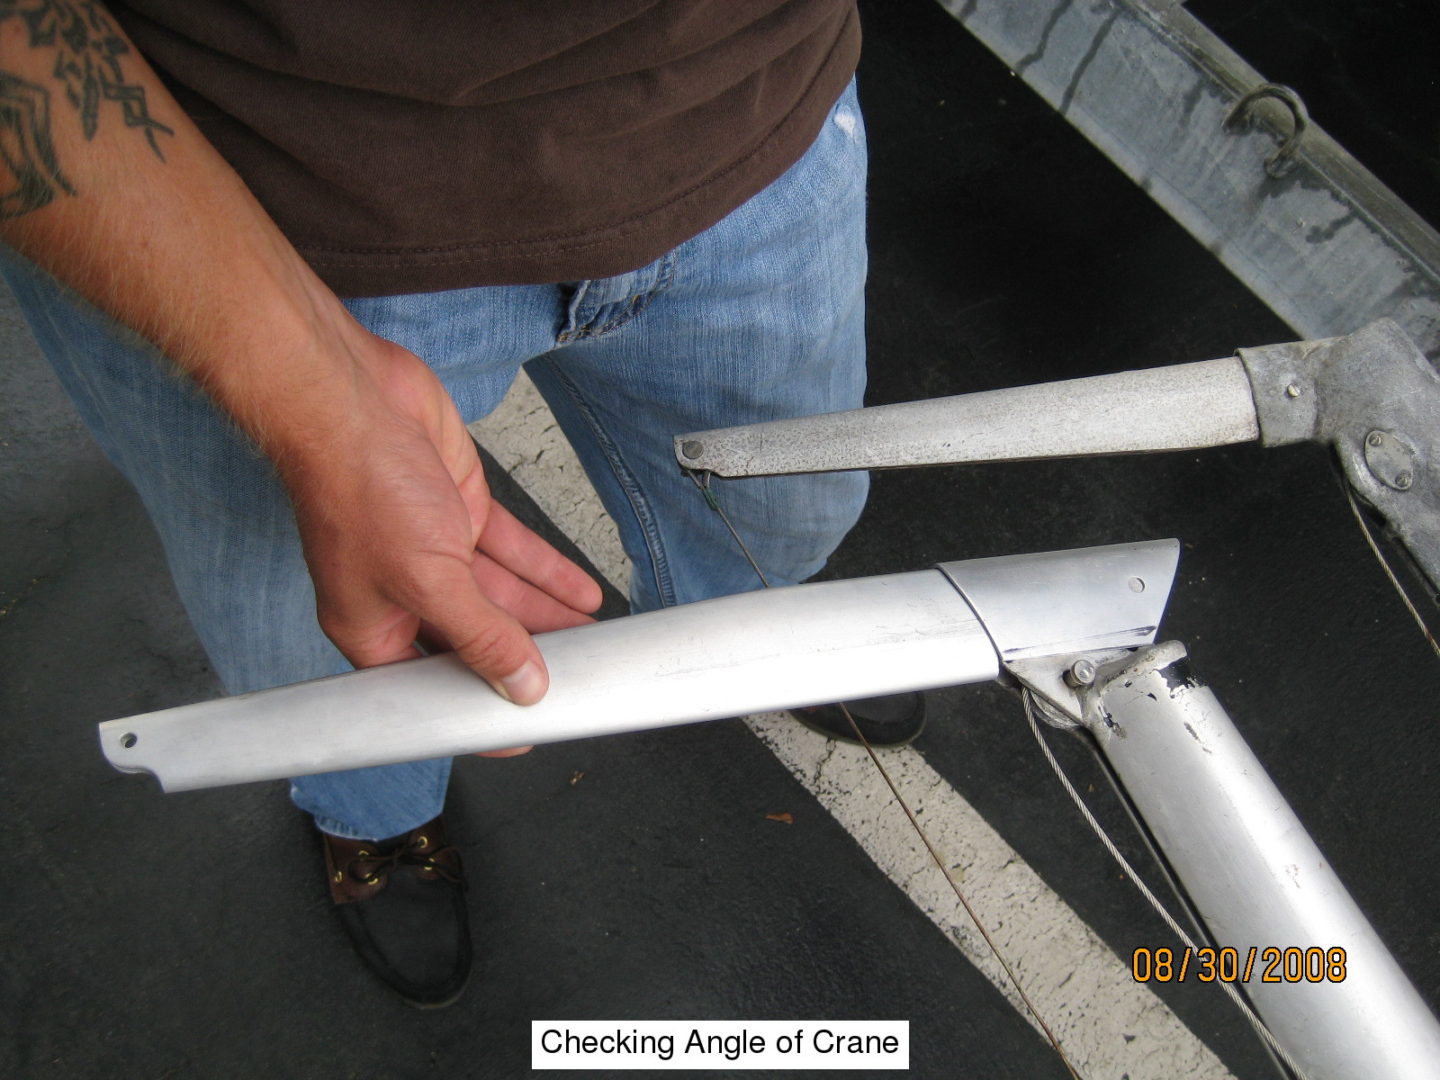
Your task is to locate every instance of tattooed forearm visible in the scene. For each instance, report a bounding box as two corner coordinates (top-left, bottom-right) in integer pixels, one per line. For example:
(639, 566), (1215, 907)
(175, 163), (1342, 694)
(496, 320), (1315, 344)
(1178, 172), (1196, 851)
(0, 70), (72, 216)
(10, 0), (175, 154)
(0, 0), (173, 217)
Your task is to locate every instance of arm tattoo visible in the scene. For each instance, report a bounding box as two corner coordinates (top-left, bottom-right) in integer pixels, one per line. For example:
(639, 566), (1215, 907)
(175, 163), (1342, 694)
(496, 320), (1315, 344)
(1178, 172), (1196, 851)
(0, 0), (174, 218)
(0, 69), (73, 215)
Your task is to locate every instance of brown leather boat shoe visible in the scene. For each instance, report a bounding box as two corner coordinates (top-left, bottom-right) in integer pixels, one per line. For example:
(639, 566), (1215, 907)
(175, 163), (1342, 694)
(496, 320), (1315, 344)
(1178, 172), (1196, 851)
(321, 815), (472, 1009)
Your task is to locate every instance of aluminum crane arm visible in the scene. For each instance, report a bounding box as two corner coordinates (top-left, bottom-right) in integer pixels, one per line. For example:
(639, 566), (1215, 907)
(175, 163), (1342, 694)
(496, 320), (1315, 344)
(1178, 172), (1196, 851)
(98, 540), (1178, 793)
(676, 356), (1261, 475)
(676, 320), (1440, 594)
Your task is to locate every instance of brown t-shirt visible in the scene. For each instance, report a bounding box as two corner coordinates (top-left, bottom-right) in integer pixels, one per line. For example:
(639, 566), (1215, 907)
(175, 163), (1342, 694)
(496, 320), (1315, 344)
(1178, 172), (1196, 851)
(110, 1), (860, 297)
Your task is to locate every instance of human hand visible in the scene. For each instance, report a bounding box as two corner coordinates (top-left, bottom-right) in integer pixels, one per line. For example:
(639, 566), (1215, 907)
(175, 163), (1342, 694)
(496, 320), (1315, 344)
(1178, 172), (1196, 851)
(0, 0), (600, 722)
(274, 330), (602, 720)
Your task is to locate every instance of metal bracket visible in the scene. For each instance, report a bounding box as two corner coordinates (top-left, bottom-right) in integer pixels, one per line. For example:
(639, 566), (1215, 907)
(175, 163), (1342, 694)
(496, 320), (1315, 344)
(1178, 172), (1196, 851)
(1239, 319), (1440, 592)
(936, 539), (1180, 730)
(1363, 430), (1417, 493)
(1007, 649), (1133, 731)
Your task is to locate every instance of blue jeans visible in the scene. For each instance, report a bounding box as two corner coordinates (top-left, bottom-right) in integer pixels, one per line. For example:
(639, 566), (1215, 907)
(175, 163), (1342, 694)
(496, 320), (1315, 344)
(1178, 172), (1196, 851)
(3, 82), (869, 840)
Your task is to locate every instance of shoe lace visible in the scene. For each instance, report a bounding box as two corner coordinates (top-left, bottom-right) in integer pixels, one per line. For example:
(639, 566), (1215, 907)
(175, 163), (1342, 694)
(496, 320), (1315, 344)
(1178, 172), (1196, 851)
(346, 834), (462, 887)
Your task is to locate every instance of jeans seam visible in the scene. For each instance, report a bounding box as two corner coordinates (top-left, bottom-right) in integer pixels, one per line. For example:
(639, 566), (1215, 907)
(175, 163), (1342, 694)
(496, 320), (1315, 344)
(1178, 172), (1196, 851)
(547, 366), (677, 608)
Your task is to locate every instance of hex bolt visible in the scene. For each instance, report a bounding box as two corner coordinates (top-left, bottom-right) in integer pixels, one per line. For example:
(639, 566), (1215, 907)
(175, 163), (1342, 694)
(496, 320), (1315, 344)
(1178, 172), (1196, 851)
(1367, 431), (1385, 448)
(1065, 658), (1098, 688)
(1395, 471), (1414, 490)
(681, 440), (704, 460)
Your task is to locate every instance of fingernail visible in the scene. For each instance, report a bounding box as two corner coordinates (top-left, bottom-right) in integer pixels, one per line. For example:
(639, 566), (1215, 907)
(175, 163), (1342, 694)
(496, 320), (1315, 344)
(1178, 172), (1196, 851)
(496, 660), (546, 705)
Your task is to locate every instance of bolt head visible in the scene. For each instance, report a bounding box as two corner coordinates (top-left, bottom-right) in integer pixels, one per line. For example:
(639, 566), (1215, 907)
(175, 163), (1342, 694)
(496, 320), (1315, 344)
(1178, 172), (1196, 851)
(681, 440), (704, 460)
(1367, 431), (1386, 447)
(1065, 658), (1098, 688)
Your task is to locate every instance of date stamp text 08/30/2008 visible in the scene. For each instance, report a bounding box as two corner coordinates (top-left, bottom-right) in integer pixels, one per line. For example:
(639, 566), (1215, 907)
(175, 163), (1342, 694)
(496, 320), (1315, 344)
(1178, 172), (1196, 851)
(1132, 946), (1348, 985)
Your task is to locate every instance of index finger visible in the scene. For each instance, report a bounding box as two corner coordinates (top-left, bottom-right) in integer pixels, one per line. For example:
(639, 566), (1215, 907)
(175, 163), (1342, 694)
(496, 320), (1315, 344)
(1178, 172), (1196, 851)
(475, 499), (603, 615)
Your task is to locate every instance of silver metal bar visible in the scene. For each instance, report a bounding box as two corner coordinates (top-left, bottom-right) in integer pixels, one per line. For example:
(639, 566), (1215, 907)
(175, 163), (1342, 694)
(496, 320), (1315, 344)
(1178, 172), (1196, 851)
(99, 540), (1181, 794)
(676, 358), (1258, 477)
(1086, 642), (1440, 1080)
(678, 319), (1440, 598)
(936, 0), (1440, 359)
(100, 570), (998, 792)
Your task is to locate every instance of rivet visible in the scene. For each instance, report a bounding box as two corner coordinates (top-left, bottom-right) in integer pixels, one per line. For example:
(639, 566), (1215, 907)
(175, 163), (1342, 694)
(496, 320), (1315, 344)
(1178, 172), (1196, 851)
(1127, 577), (1146, 593)
(1285, 383), (1302, 399)
(681, 440), (704, 460)
(1367, 431), (1385, 447)
(1395, 471), (1414, 490)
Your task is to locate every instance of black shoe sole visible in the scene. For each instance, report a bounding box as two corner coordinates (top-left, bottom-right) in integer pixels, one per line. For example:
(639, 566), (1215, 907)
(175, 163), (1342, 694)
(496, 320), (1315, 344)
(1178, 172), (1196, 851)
(790, 693), (926, 748)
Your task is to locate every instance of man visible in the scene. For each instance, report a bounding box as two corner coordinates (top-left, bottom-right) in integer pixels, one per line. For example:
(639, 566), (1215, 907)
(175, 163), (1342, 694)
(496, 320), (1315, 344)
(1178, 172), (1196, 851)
(0, 0), (920, 1007)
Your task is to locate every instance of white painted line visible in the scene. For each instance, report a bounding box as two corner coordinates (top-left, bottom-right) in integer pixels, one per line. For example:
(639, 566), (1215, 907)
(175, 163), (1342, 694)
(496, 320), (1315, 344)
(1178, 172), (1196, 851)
(472, 374), (1235, 1079)
(747, 713), (1233, 1078)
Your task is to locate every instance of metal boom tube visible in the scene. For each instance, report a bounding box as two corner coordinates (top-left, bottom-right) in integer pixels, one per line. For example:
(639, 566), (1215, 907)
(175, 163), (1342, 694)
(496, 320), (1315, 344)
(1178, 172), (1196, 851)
(101, 570), (995, 792)
(98, 541), (1178, 793)
(1083, 642), (1440, 1079)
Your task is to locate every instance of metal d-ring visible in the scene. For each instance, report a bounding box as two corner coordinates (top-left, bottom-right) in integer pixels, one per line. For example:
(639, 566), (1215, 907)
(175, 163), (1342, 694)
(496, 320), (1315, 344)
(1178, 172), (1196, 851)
(1224, 82), (1310, 179)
